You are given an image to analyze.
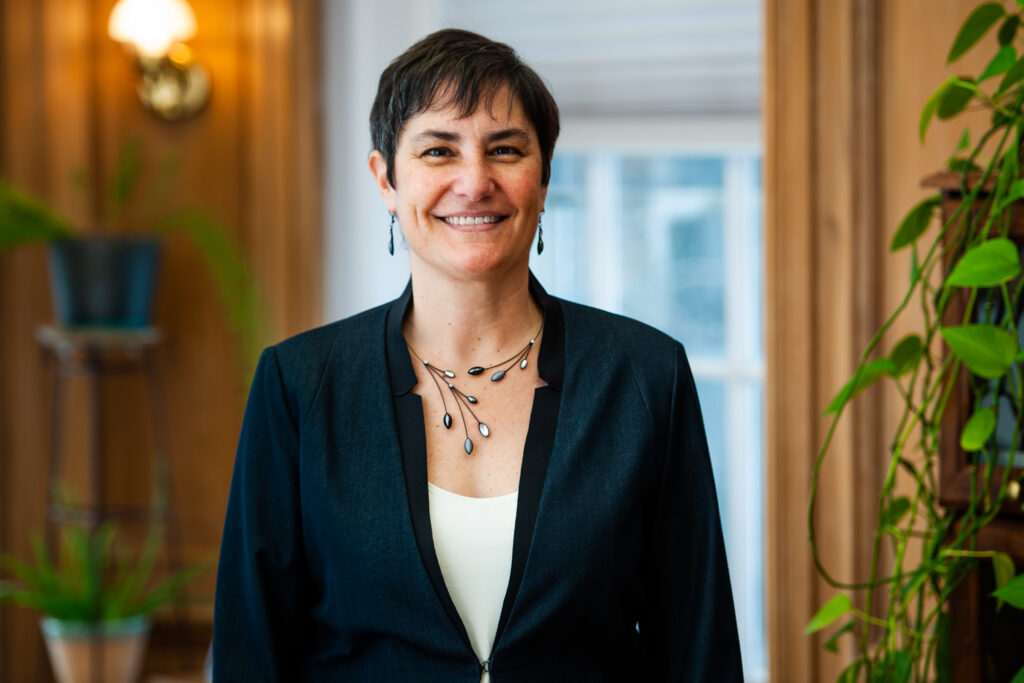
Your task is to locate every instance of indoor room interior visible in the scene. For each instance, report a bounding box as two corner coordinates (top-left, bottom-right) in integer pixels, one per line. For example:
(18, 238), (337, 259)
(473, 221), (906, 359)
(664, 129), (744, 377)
(1, 0), (1023, 681)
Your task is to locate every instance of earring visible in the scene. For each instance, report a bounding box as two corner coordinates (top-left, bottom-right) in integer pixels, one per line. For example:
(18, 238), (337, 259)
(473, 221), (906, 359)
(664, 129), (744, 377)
(536, 211), (545, 255)
(388, 212), (395, 255)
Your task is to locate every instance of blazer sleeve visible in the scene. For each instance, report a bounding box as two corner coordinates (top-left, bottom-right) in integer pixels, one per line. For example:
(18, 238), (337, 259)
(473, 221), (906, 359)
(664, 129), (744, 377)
(213, 347), (309, 681)
(639, 343), (744, 682)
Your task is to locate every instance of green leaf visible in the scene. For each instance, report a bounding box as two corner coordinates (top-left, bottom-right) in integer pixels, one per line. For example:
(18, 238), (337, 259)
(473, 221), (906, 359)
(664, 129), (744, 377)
(937, 78), (977, 119)
(997, 178), (1024, 213)
(947, 156), (984, 173)
(921, 77), (957, 141)
(839, 660), (864, 683)
(957, 129), (971, 151)
(998, 55), (1024, 94)
(949, 3), (1006, 63)
(883, 496), (912, 528)
(805, 593), (853, 634)
(0, 524), (207, 621)
(940, 324), (1017, 379)
(824, 618), (855, 653)
(825, 358), (896, 414)
(871, 650), (912, 683)
(947, 238), (1022, 287)
(961, 407), (997, 451)
(994, 107), (1014, 129)
(158, 208), (270, 389)
(889, 334), (923, 376)
(993, 573), (1024, 609)
(1011, 664), (1024, 683)
(1000, 15), (1021, 45)
(0, 183), (75, 250)
(891, 194), (942, 250)
(910, 247), (922, 285)
(994, 552), (1016, 612)
(981, 44), (1018, 81)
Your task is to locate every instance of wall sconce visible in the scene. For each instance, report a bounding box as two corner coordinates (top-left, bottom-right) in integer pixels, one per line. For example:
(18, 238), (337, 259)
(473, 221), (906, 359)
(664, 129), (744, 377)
(108, 0), (210, 121)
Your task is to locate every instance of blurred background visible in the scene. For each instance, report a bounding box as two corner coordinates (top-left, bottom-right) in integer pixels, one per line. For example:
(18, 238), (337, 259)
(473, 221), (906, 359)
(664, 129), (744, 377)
(0, 0), (997, 681)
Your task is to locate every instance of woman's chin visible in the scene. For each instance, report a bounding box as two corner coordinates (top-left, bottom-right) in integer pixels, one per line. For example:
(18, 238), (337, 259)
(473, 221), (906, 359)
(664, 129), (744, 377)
(425, 247), (530, 281)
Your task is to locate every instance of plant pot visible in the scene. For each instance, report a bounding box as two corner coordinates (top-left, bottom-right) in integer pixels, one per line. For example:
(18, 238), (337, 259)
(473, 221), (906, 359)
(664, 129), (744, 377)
(40, 615), (149, 683)
(47, 236), (161, 328)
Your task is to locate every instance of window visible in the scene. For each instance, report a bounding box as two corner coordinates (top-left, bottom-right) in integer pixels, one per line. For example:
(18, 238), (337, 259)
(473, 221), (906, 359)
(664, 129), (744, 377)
(533, 143), (766, 681)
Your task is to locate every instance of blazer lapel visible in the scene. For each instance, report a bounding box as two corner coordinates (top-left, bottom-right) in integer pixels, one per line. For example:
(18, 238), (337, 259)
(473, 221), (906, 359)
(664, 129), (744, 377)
(385, 274), (565, 655)
(386, 282), (474, 653)
(494, 275), (563, 642)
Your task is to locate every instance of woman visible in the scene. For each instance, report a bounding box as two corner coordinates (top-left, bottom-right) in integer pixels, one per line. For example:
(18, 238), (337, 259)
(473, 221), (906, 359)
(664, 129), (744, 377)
(213, 28), (741, 681)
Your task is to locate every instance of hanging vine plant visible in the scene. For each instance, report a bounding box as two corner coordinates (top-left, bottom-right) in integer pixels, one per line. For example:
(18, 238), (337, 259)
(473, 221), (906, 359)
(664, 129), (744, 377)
(807, 2), (1024, 681)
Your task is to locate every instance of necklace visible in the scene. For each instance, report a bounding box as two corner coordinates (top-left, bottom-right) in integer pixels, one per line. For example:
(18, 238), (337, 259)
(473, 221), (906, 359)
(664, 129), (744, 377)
(406, 319), (544, 455)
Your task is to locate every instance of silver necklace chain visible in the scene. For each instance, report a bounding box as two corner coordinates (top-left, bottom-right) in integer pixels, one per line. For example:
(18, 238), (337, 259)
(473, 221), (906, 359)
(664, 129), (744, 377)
(406, 319), (544, 455)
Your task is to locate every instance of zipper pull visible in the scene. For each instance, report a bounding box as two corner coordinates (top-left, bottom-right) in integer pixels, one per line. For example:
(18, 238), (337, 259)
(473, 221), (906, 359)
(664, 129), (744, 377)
(480, 659), (491, 674)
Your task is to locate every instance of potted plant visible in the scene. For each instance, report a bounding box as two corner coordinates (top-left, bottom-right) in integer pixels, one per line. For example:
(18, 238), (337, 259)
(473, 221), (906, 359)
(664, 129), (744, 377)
(0, 523), (206, 683)
(0, 136), (268, 382)
(806, 2), (1024, 681)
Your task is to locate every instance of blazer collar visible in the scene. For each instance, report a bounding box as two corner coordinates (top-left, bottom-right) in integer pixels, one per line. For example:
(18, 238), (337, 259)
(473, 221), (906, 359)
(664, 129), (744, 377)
(385, 271), (564, 394)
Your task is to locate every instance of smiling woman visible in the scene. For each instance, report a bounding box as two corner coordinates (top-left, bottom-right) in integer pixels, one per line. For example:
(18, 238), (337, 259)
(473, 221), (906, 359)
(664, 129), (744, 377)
(368, 87), (547, 281)
(213, 28), (742, 682)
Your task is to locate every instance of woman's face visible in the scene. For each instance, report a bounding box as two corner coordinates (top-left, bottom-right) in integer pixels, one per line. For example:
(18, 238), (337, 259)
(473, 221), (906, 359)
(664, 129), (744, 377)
(370, 87), (547, 281)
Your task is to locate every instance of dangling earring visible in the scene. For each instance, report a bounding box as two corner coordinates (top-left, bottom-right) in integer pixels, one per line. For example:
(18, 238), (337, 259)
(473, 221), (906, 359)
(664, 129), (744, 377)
(388, 212), (395, 255)
(536, 211), (545, 255)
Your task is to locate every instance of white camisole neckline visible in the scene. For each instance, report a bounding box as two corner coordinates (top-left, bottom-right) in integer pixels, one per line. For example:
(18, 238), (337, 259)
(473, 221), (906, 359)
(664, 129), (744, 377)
(427, 482), (519, 682)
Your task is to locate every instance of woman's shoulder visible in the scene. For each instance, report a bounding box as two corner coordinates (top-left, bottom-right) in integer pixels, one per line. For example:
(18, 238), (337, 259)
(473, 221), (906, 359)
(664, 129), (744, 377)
(260, 301), (391, 390)
(274, 302), (389, 360)
(554, 297), (694, 406)
(557, 297), (685, 361)
(554, 298), (699, 431)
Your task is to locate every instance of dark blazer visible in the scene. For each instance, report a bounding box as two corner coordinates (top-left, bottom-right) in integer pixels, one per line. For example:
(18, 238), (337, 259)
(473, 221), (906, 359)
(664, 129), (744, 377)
(213, 275), (742, 682)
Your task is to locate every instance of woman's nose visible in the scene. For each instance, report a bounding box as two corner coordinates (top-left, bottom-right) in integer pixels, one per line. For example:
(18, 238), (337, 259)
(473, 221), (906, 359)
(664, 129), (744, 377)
(452, 155), (495, 201)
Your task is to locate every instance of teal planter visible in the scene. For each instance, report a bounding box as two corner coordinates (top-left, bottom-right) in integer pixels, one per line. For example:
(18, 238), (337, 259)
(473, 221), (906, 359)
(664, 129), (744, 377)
(47, 236), (160, 328)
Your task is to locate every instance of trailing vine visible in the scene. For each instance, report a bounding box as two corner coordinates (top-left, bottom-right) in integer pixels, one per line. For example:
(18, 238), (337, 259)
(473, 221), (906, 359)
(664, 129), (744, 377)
(807, 3), (1024, 681)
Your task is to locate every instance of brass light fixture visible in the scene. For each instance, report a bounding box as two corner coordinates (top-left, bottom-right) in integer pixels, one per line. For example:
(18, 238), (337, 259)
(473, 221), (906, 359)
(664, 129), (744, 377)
(108, 0), (210, 121)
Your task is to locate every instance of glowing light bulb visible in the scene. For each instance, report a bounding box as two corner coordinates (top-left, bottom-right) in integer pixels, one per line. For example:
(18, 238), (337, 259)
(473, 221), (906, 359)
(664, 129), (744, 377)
(108, 0), (197, 59)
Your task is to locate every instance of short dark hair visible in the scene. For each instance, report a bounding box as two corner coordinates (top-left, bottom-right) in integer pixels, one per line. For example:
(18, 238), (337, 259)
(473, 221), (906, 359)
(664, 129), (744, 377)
(370, 28), (560, 188)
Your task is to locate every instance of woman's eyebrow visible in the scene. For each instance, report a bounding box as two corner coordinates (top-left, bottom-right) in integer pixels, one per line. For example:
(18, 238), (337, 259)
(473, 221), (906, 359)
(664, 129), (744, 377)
(413, 130), (460, 144)
(485, 128), (532, 144)
(410, 128), (532, 145)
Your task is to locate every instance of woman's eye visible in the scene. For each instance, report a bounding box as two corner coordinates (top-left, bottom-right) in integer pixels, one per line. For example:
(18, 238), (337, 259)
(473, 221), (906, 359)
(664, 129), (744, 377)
(492, 146), (522, 156)
(423, 147), (453, 158)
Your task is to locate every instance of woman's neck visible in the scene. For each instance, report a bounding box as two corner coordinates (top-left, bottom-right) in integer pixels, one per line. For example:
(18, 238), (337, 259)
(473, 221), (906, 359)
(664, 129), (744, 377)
(402, 263), (542, 368)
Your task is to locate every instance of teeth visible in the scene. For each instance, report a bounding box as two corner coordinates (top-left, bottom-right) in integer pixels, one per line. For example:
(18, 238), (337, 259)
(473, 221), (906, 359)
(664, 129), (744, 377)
(444, 216), (501, 225)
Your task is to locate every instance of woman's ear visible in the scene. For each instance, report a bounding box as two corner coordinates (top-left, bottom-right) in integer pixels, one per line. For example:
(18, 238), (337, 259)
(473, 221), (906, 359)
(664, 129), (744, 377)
(368, 151), (395, 212)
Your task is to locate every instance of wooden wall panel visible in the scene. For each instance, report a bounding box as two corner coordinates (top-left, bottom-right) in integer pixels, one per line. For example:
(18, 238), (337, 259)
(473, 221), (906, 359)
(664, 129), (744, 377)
(766, 1), (1001, 681)
(764, 0), (817, 678)
(0, 0), (322, 679)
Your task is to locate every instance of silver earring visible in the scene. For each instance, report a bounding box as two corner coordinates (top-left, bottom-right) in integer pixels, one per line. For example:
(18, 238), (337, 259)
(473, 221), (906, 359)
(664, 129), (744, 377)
(388, 213), (395, 255)
(536, 212), (544, 255)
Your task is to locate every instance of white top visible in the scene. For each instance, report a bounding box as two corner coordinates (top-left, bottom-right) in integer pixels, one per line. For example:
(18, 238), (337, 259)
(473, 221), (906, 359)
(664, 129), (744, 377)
(428, 483), (518, 682)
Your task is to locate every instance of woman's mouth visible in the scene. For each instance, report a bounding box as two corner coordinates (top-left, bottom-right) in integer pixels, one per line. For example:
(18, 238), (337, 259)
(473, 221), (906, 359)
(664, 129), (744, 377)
(441, 215), (506, 226)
